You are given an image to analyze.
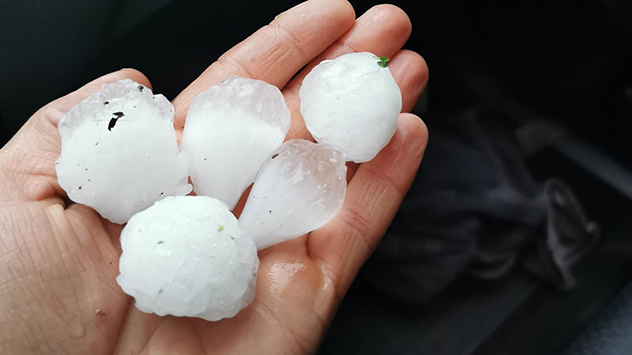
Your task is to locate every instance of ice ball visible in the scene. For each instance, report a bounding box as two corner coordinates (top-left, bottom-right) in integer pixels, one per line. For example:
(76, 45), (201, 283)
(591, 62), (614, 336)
(239, 139), (346, 250)
(182, 76), (291, 209)
(299, 52), (402, 163)
(117, 196), (259, 321)
(56, 79), (191, 224)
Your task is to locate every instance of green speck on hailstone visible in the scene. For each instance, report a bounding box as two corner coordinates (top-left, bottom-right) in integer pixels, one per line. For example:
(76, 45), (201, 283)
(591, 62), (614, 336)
(377, 56), (389, 68)
(218, 225), (224, 232)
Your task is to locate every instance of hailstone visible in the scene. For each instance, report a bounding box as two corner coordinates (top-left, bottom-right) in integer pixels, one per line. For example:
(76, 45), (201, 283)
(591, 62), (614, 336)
(182, 76), (291, 209)
(299, 52), (402, 163)
(56, 79), (191, 224)
(239, 139), (346, 250)
(117, 196), (259, 321)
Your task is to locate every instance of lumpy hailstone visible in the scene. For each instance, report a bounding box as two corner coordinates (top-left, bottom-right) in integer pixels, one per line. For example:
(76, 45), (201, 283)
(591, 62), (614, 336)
(239, 139), (346, 250)
(182, 76), (291, 209)
(56, 79), (191, 224)
(117, 196), (259, 321)
(299, 52), (402, 163)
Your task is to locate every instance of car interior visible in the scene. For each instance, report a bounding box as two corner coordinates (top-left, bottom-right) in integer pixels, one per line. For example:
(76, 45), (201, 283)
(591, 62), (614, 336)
(1, 0), (631, 354)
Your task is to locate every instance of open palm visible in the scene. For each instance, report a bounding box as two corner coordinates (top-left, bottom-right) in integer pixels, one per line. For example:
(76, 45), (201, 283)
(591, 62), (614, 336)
(0, 0), (428, 353)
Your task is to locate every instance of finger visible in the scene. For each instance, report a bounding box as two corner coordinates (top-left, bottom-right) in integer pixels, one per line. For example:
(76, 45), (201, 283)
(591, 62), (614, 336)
(389, 49), (429, 112)
(283, 4), (421, 140)
(0, 69), (151, 202)
(308, 113), (428, 296)
(172, 0), (356, 129)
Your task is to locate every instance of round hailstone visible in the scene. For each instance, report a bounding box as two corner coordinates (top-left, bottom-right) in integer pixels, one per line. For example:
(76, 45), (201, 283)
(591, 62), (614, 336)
(239, 139), (346, 250)
(182, 76), (291, 209)
(117, 196), (259, 321)
(299, 52), (402, 163)
(56, 79), (191, 224)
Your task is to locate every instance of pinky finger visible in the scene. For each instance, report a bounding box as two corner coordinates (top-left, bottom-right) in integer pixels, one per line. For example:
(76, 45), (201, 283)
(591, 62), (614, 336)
(307, 113), (428, 297)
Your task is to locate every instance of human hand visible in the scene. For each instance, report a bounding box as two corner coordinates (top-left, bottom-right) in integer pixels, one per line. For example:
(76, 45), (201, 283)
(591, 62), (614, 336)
(0, 0), (428, 353)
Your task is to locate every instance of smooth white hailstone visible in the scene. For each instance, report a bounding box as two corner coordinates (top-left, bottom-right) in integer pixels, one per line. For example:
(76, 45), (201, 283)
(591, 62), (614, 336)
(117, 196), (259, 321)
(239, 139), (346, 250)
(299, 52), (402, 163)
(56, 79), (191, 224)
(182, 76), (291, 209)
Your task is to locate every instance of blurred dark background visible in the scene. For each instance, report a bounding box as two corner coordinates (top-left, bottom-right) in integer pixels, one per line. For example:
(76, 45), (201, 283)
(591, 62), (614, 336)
(2, 0), (632, 354)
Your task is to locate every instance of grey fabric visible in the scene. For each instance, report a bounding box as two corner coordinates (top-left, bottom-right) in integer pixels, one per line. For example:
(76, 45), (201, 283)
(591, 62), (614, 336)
(564, 281), (632, 355)
(523, 179), (600, 289)
(360, 108), (598, 303)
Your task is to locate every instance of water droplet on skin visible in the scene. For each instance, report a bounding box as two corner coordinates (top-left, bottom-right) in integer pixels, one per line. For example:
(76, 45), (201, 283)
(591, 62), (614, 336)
(266, 261), (307, 300)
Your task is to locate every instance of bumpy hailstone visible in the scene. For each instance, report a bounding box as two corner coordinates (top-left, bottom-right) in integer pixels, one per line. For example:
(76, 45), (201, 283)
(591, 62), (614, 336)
(117, 196), (259, 321)
(182, 76), (291, 209)
(56, 79), (191, 224)
(299, 52), (402, 163)
(239, 139), (346, 250)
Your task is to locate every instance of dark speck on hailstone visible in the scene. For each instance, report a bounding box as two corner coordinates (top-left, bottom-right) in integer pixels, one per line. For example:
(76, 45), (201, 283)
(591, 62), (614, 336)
(271, 154), (279, 159)
(138, 85), (144, 92)
(108, 112), (124, 131)
(104, 101), (109, 105)
(157, 241), (164, 245)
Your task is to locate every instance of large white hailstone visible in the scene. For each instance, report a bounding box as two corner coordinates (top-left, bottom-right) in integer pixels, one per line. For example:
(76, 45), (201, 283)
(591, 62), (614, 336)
(182, 76), (291, 209)
(299, 52), (402, 163)
(117, 196), (259, 321)
(239, 139), (346, 250)
(56, 79), (191, 224)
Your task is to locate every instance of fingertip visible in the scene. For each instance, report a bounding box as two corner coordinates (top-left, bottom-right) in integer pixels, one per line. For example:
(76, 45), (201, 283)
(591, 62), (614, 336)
(394, 50), (429, 91)
(398, 112), (429, 160)
(367, 4), (412, 46)
(326, 0), (356, 25)
(118, 68), (153, 90)
(338, 4), (411, 57)
(308, 0), (356, 42)
(388, 50), (429, 112)
(280, 0), (356, 39)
